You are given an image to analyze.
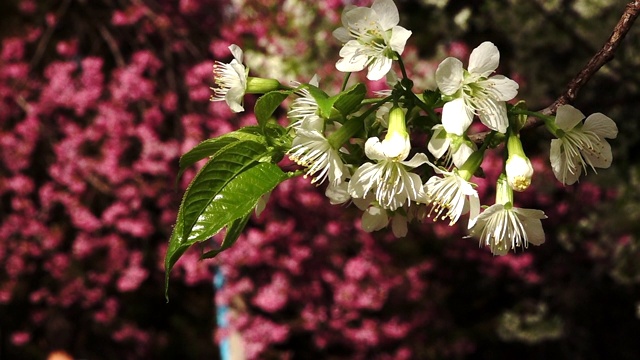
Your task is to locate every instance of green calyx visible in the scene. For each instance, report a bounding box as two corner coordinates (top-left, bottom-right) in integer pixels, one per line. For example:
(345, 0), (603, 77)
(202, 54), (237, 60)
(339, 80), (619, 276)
(495, 173), (514, 206)
(457, 148), (485, 181)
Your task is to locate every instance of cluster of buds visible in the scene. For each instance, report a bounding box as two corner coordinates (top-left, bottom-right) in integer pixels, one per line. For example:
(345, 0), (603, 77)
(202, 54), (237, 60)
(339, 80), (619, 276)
(209, 0), (618, 255)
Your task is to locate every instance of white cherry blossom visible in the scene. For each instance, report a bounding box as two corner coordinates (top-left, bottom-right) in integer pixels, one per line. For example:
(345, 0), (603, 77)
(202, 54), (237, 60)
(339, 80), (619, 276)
(333, 0), (412, 81)
(423, 164), (480, 227)
(427, 124), (477, 168)
(349, 136), (428, 211)
(550, 105), (618, 185)
(210, 44), (248, 113)
(435, 41), (519, 134)
(470, 204), (546, 256)
(288, 118), (347, 186)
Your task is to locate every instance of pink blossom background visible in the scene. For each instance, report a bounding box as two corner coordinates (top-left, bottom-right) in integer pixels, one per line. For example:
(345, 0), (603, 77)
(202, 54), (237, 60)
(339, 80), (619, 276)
(1, 0), (639, 359)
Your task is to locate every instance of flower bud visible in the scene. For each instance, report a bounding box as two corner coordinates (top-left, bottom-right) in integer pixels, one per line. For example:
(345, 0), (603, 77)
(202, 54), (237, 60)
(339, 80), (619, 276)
(382, 106), (410, 160)
(505, 153), (534, 192)
(506, 134), (533, 192)
(245, 77), (283, 94)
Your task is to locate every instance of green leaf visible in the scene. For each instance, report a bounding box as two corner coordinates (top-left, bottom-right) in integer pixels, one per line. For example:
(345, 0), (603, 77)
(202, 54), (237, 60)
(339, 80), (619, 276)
(200, 213), (250, 260)
(165, 162), (290, 298)
(180, 140), (270, 242)
(305, 84), (336, 119)
(185, 162), (287, 244)
(176, 127), (267, 183)
(333, 83), (366, 117)
(255, 90), (291, 130)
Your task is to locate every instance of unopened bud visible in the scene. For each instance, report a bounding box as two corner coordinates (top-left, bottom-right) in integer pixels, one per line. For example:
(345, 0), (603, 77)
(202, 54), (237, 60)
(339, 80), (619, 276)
(506, 154), (534, 192)
(506, 134), (533, 192)
(245, 77), (283, 94)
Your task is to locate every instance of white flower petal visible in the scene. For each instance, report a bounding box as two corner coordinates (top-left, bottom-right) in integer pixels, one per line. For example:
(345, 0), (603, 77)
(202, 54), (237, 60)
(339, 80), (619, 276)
(550, 138), (582, 185)
(435, 57), (464, 95)
(225, 87), (245, 112)
(549, 139), (563, 176)
(442, 98), (473, 135)
(362, 206), (389, 232)
(389, 26), (412, 54)
(336, 42), (368, 72)
(467, 192), (480, 228)
(564, 165), (582, 185)
(326, 181), (351, 205)
(452, 141), (476, 169)
(514, 208), (547, 245)
(514, 208), (547, 220)
(468, 41), (500, 77)
(364, 137), (387, 161)
(367, 56), (393, 81)
(343, 7), (376, 28)
(583, 113), (618, 139)
(484, 75), (519, 101)
(332, 27), (351, 43)
(372, 0), (400, 30)
(309, 74), (320, 87)
(477, 98), (508, 133)
(229, 44), (243, 63)
(555, 105), (585, 131)
(349, 163), (378, 199)
(582, 139), (613, 169)
(428, 125), (450, 159)
(352, 195), (373, 210)
(391, 214), (408, 237)
(401, 152), (429, 168)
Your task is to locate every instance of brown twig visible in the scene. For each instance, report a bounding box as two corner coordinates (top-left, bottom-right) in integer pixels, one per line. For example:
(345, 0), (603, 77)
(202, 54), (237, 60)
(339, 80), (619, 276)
(470, 0), (640, 144)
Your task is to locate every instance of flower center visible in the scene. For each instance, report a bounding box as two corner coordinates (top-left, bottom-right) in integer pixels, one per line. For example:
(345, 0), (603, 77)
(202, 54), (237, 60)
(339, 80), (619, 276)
(481, 208), (528, 253)
(426, 175), (465, 225)
(561, 129), (605, 173)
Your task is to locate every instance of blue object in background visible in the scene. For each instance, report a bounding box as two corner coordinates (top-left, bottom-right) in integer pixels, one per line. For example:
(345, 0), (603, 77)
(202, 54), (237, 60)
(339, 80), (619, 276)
(214, 268), (231, 360)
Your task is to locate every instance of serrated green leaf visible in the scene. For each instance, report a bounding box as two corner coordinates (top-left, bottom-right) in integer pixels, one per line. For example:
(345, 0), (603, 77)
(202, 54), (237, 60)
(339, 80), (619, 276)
(333, 83), (366, 117)
(200, 213), (250, 260)
(255, 90), (291, 130)
(165, 162), (290, 298)
(177, 127), (267, 183)
(180, 140), (269, 242)
(185, 162), (287, 244)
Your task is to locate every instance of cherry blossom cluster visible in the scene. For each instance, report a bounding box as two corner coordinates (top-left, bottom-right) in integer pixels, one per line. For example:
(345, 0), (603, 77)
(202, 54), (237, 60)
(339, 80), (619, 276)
(210, 0), (618, 256)
(2, 0), (635, 358)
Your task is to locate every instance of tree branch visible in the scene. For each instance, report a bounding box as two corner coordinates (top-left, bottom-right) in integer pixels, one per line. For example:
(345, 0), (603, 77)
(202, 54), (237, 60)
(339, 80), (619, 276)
(470, 0), (640, 144)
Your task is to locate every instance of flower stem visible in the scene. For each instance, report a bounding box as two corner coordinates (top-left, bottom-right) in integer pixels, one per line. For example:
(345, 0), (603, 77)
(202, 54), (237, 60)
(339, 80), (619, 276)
(396, 53), (409, 80)
(341, 73), (351, 92)
(510, 108), (561, 137)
